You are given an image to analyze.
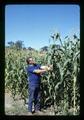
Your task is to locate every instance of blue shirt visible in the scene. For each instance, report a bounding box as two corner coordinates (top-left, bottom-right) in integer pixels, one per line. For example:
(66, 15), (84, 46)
(26, 64), (41, 86)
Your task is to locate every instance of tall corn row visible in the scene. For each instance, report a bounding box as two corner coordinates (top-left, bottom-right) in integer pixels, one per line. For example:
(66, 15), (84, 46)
(5, 49), (27, 102)
(43, 33), (80, 115)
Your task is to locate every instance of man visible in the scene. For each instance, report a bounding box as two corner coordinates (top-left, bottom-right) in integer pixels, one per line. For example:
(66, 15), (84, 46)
(26, 57), (52, 115)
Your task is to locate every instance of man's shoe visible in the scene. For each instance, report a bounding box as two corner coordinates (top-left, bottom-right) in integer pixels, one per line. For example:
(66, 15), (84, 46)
(34, 110), (43, 115)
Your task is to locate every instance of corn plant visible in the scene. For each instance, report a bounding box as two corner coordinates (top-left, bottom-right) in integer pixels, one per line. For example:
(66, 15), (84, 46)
(41, 33), (80, 115)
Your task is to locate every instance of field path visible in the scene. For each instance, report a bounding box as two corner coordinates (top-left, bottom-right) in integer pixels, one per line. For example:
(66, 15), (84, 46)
(5, 92), (54, 116)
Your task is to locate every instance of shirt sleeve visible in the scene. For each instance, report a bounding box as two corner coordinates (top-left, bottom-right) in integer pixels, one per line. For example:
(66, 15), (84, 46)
(37, 64), (41, 69)
(27, 64), (41, 73)
(28, 66), (35, 73)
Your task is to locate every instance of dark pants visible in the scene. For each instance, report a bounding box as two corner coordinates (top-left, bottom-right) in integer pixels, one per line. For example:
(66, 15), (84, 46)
(28, 85), (41, 112)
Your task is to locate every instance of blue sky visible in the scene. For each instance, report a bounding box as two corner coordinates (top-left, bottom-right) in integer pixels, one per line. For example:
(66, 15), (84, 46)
(5, 5), (80, 50)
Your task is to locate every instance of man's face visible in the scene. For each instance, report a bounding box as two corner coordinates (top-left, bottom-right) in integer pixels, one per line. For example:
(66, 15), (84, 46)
(29, 58), (35, 64)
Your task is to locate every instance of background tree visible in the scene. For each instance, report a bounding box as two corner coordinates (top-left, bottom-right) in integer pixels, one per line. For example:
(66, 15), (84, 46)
(7, 40), (24, 50)
(15, 40), (24, 50)
(8, 41), (14, 48)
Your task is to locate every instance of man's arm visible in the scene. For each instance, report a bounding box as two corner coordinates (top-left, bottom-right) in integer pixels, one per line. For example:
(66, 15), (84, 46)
(40, 65), (53, 71)
(33, 69), (47, 74)
(33, 65), (53, 74)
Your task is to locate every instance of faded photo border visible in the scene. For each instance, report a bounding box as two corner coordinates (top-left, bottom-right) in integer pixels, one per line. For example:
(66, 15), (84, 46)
(0, 0), (82, 120)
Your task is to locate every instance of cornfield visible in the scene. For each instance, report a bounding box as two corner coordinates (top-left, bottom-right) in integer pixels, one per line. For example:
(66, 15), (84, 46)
(5, 33), (80, 115)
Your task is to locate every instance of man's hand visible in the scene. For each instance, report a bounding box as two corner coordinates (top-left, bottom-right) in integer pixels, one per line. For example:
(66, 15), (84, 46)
(40, 65), (53, 71)
(48, 65), (53, 71)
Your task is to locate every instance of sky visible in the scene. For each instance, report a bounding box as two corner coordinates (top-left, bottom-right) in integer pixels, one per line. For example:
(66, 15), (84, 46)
(5, 5), (80, 50)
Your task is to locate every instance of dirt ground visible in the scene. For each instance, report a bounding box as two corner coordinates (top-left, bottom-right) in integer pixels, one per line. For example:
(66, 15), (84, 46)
(5, 92), (55, 116)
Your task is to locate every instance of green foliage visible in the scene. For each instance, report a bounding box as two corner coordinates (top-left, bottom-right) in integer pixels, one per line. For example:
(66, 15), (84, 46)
(43, 33), (80, 115)
(5, 33), (80, 115)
